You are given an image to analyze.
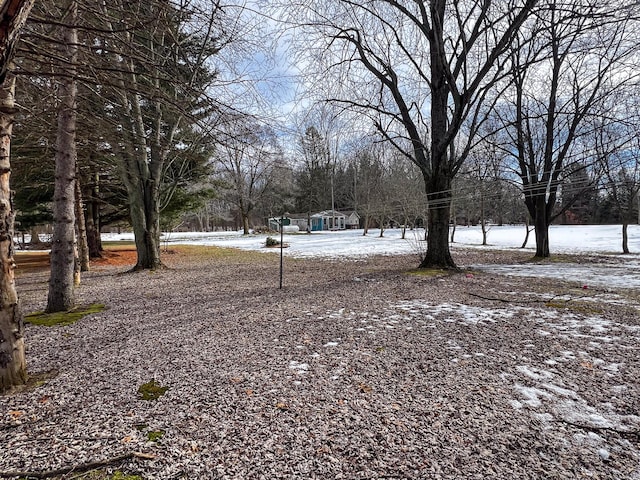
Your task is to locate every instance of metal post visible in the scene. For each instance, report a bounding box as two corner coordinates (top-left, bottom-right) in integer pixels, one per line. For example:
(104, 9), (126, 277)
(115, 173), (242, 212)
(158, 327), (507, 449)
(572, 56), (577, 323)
(279, 213), (284, 289)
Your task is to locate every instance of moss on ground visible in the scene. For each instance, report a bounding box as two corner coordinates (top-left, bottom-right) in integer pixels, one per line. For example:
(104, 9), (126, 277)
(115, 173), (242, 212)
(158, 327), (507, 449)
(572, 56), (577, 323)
(406, 268), (449, 277)
(137, 379), (168, 401)
(147, 430), (165, 442)
(111, 473), (143, 480)
(25, 304), (106, 327)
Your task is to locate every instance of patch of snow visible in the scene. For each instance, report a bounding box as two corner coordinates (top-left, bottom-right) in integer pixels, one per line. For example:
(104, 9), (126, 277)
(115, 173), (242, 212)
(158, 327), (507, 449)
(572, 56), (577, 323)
(513, 384), (554, 407)
(516, 365), (554, 381)
(288, 360), (309, 374)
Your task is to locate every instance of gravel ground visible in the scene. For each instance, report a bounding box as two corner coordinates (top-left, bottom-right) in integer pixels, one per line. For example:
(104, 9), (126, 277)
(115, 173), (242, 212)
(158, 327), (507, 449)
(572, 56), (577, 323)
(1, 247), (639, 479)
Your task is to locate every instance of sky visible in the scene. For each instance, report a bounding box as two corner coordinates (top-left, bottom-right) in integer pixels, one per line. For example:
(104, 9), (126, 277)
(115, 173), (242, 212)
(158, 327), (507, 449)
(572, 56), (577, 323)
(104, 224), (640, 290)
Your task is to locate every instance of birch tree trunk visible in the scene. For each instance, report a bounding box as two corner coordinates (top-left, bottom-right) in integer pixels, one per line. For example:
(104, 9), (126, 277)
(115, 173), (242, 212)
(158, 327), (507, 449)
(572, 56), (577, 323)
(46, 0), (77, 312)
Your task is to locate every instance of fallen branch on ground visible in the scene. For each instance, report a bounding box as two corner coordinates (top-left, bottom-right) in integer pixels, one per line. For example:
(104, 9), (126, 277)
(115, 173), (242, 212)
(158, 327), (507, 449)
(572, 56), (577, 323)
(0, 451), (155, 479)
(558, 419), (639, 440)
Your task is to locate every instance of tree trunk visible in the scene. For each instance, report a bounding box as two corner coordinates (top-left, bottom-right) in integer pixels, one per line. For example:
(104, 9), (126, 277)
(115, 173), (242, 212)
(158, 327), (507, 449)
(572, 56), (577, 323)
(242, 212), (250, 235)
(421, 203), (455, 268)
(129, 181), (162, 270)
(75, 175), (90, 271)
(116, 88), (164, 271)
(0, 73), (26, 391)
(533, 204), (550, 258)
(0, 0), (37, 391)
(480, 189), (488, 246)
(521, 217), (531, 249)
(622, 222), (629, 254)
(450, 201), (457, 243)
(420, 173), (456, 269)
(28, 225), (43, 246)
(85, 172), (101, 258)
(47, 1), (78, 313)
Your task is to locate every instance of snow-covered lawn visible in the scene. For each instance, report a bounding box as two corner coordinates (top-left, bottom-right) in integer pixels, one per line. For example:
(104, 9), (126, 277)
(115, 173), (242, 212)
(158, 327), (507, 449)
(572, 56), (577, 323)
(106, 224), (640, 258)
(105, 224), (640, 289)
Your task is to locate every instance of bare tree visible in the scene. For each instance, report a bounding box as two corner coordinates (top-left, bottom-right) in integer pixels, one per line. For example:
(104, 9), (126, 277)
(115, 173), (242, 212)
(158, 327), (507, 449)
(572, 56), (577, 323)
(501, 0), (636, 257)
(0, 0), (35, 391)
(282, 0), (537, 268)
(215, 116), (283, 234)
(595, 110), (640, 253)
(350, 142), (385, 236)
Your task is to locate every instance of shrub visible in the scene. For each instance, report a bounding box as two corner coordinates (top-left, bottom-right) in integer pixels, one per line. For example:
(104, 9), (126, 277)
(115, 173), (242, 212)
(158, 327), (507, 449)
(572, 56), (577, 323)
(265, 236), (280, 247)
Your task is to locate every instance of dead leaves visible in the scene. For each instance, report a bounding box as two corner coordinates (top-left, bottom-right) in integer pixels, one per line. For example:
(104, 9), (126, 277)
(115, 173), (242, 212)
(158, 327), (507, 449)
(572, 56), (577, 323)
(358, 383), (373, 394)
(580, 361), (593, 370)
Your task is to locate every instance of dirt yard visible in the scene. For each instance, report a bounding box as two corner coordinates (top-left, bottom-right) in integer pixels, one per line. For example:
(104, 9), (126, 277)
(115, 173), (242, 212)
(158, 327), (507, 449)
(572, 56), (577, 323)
(2, 246), (639, 479)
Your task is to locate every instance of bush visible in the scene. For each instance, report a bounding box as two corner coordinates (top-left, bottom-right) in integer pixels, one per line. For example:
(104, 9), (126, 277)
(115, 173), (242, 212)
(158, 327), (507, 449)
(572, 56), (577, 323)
(265, 236), (280, 247)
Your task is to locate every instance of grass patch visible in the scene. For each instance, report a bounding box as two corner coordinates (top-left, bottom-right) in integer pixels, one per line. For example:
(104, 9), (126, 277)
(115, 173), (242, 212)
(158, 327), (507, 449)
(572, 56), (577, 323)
(147, 430), (165, 442)
(137, 379), (168, 401)
(406, 268), (449, 277)
(544, 301), (603, 315)
(101, 241), (136, 248)
(111, 473), (143, 480)
(25, 303), (105, 327)
(170, 244), (274, 262)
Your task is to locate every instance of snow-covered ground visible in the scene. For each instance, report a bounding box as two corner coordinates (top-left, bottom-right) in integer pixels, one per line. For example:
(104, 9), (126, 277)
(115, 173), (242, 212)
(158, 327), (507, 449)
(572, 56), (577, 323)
(106, 224), (640, 257)
(104, 224), (640, 290)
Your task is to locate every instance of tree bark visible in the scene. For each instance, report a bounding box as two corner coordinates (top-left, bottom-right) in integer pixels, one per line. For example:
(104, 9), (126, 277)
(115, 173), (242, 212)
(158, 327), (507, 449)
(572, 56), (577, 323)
(622, 222), (629, 254)
(241, 211), (250, 235)
(480, 186), (488, 246)
(0, 0), (36, 391)
(85, 172), (101, 258)
(74, 175), (89, 271)
(420, 172), (456, 269)
(421, 199), (455, 268)
(128, 180), (162, 270)
(47, 0), (78, 312)
(28, 225), (43, 246)
(521, 217), (532, 249)
(532, 199), (551, 258)
(0, 73), (25, 391)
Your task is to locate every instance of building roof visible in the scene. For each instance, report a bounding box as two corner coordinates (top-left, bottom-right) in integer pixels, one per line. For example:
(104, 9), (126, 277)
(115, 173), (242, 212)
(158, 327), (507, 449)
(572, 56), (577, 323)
(313, 210), (347, 218)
